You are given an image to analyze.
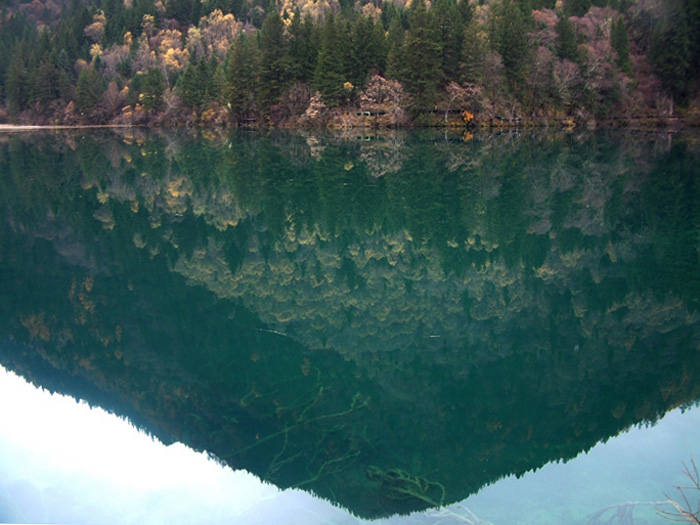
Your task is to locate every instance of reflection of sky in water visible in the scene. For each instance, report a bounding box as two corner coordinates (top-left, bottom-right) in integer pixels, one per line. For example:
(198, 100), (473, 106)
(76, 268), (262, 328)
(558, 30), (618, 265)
(1, 365), (698, 525)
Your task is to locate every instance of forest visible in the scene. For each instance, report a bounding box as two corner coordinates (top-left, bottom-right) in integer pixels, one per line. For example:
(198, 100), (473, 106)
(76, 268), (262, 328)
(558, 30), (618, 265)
(0, 0), (699, 127)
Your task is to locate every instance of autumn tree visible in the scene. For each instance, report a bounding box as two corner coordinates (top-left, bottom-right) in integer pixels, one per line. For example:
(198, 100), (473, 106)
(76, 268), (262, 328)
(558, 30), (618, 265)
(84, 10), (106, 44)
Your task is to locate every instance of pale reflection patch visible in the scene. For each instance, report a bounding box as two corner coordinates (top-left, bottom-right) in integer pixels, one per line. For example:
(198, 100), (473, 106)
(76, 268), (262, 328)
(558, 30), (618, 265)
(0, 366), (359, 525)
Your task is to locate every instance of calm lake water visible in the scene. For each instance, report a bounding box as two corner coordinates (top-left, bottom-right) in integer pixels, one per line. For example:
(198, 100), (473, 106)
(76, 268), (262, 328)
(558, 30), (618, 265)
(1, 128), (699, 524)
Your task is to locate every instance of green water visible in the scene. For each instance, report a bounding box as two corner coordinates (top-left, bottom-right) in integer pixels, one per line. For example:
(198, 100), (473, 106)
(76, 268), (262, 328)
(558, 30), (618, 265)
(1, 129), (699, 521)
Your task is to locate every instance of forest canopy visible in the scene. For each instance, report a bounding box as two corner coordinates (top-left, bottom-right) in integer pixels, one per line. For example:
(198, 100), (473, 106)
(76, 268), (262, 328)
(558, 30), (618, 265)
(0, 0), (698, 127)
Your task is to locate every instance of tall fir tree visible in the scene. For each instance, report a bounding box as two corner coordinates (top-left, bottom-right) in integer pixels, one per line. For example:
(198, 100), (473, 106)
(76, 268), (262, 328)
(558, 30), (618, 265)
(349, 15), (384, 90)
(76, 66), (105, 119)
(177, 58), (206, 109)
(650, 0), (692, 103)
(433, 0), (464, 83)
(140, 67), (167, 112)
(5, 43), (30, 115)
(258, 11), (291, 113)
(225, 33), (259, 121)
(555, 13), (579, 62)
(314, 15), (348, 106)
(490, 0), (531, 95)
(610, 17), (631, 73)
(385, 17), (405, 81)
(287, 9), (317, 83)
(460, 16), (487, 85)
(401, 0), (441, 111)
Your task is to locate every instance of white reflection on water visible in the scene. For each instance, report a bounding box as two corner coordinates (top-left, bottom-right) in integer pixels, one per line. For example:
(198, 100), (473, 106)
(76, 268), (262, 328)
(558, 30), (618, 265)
(0, 367), (357, 525)
(0, 365), (698, 525)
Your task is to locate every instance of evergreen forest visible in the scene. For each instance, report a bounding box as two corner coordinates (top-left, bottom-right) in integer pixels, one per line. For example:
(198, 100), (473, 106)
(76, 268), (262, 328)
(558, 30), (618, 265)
(0, 0), (699, 127)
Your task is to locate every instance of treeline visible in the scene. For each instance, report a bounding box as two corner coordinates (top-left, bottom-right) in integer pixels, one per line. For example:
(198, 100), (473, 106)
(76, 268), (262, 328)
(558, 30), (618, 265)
(0, 0), (699, 126)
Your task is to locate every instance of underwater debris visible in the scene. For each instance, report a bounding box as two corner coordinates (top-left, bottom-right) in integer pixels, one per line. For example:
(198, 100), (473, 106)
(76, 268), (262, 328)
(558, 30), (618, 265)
(366, 466), (446, 507)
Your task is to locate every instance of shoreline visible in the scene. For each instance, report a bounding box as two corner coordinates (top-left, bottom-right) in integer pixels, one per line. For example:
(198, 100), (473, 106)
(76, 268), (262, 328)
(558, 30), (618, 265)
(0, 124), (137, 132)
(0, 116), (691, 134)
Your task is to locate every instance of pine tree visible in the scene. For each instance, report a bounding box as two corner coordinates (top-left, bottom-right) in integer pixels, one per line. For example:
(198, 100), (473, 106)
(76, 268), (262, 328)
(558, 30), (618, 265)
(490, 0), (531, 95)
(76, 66), (105, 119)
(610, 17), (631, 73)
(258, 11), (291, 113)
(460, 17), (487, 84)
(555, 13), (579, 62)
(385, 17), (405, 81)
(314, 15), (348, 106)
(140, 67), (166, 112)
(401, 0), (441, 110)
(33, 58), (59, 106)
(566, 0), (591, 17)
(225, 34), (259, 121)
(5, 46), (29, 115)
(349, 15), (383, 90)
(433, 0), (464, 83)
(650, 0), (692, 103)
(177, 59), (205, 108)
(287, 10), (316, 83)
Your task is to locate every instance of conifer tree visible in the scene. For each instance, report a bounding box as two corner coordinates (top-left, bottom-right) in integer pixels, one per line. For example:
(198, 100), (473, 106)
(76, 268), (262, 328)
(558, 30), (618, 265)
(177, 59), (206, 108)
(76, 66), (105, 119)
(5, 46), (29, 115)
(650, 0), (692, 103)
(433, 0), (464, 83)
(349, 15), (383, 90)
(258, 11), (291, 113)
(460, 17), (487, 84)
(314, 15), (348, 106)
(287, 10), (316, 83)
(33, 58), (59, 106)
(225, 33), (259, 121)
(555, 13), (579, 62)
(385, 17), (405, 81)
(566, 0), (591, 17)
(401, 0), (441, 110)
(140, 67), (166, 112)
(490, 0), (531, 95)
(610, 17), (631, 73)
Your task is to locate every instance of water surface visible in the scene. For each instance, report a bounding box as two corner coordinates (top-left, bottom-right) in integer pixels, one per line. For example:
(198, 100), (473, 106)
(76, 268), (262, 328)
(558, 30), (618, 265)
(0, 129), (699, 522)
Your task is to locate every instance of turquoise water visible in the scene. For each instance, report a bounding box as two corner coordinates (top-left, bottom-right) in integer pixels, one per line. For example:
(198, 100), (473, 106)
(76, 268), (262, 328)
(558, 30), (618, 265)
(0, 129), (699, 523)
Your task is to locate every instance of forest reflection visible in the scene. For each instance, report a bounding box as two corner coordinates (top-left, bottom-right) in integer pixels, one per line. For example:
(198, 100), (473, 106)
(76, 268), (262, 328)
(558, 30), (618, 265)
(0, 129), (699, 518)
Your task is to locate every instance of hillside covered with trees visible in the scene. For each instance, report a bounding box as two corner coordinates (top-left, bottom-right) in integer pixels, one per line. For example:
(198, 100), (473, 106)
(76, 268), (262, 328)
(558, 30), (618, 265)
(0, 0), (699, 127)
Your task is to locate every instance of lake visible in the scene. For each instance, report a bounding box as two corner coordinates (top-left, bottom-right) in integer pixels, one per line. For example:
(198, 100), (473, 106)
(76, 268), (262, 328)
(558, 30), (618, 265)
(0, 128), (699, 524)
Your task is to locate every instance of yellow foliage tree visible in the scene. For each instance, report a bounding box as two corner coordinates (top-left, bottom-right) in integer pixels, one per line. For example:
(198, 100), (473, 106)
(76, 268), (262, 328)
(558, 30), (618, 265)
(84, 10), (106, 43)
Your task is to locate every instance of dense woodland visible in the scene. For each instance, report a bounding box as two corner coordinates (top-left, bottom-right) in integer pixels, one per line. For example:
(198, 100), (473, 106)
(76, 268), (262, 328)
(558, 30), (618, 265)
(0, 0), (699, 127)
